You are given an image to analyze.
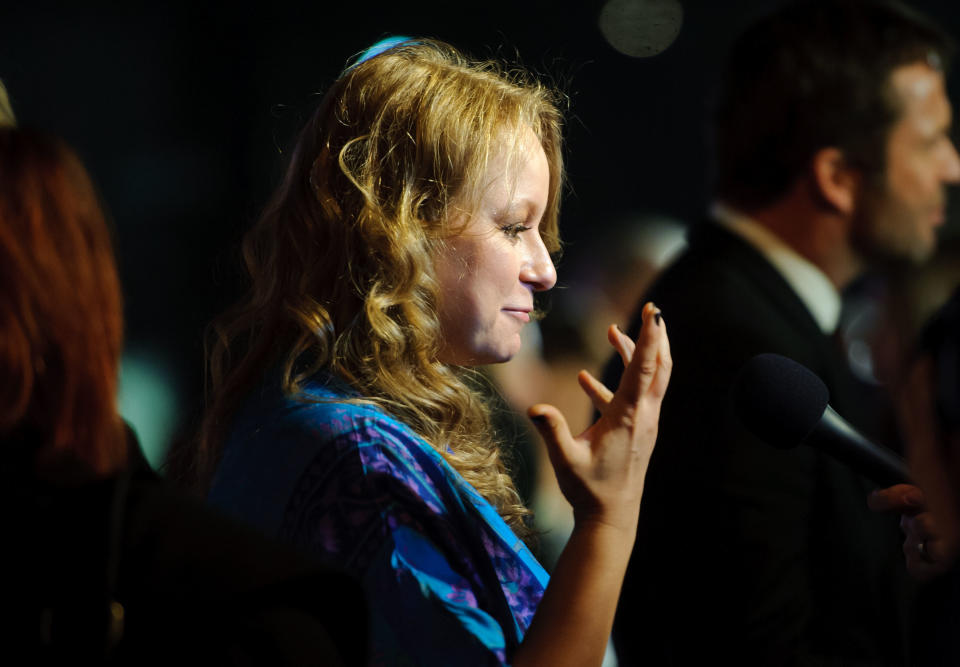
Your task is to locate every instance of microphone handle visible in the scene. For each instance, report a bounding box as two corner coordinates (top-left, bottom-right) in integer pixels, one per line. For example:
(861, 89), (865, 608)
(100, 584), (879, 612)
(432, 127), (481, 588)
(806, 406), (909, 487)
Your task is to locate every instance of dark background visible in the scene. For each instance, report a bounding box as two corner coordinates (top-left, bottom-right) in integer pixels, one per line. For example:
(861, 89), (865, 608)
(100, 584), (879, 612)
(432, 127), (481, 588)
(3, 0), (960, 462)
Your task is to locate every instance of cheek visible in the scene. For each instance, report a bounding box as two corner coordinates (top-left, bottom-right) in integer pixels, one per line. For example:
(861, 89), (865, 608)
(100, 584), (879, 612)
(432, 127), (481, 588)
(888, 154), (937, 203)
(435, 243), (493, 318)
(457, 242), (520, 300)
(435, 237), (521, 317)
(487, 251), (519, 290)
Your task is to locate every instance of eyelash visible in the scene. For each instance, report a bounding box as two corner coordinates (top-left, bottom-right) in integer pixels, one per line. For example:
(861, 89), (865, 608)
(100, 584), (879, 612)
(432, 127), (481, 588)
(500, 223), (531, 239)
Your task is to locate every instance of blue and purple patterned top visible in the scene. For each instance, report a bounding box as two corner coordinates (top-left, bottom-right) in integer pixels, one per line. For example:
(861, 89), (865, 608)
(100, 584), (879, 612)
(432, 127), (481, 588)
(208, 374), (549, 665)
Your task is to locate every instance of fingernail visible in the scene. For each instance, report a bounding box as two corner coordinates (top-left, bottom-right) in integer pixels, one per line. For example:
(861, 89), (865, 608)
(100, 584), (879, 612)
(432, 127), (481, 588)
(654, 310), (662, 326)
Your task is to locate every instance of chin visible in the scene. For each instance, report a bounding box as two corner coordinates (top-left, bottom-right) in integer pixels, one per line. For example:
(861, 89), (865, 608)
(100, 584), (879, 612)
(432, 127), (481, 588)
(480, 350), (519, 366)
(446, 333), (525, 366)
(476, 343), (523, 366)
(910, 244), (937, 264)
(899, 233), (937, 264)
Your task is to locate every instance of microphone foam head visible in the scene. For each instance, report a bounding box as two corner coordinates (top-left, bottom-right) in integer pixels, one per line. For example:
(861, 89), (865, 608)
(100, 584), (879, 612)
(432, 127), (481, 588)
(732, 353), (830, 449)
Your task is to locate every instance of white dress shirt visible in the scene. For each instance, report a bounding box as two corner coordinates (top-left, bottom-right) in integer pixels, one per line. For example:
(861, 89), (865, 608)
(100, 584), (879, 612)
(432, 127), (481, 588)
(711, 202), (841, 335)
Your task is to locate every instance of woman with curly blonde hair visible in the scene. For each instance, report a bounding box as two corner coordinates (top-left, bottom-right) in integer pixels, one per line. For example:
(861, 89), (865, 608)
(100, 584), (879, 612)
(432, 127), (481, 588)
(196, 39), (671, 665)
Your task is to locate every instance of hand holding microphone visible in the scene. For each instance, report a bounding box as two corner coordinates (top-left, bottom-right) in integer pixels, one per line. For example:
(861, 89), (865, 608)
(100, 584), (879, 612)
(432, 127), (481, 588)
(871, 356), (959, 581)
(867, 484), (949, 581)
(732, 353), (953, 580)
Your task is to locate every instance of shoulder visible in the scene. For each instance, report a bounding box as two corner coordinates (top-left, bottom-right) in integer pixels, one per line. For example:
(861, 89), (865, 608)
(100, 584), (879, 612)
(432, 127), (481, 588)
(231, 377), (436, 471)
(275, 384), (448, 491)
(650, 228), (779, 311)
(272, 381), (460, 542)
(210, 376), (451, 540)
(647, 228), (819, 351)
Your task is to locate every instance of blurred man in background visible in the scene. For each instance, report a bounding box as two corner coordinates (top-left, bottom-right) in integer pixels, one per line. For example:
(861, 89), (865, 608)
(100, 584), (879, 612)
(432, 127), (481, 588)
(604, 1), (960, 664)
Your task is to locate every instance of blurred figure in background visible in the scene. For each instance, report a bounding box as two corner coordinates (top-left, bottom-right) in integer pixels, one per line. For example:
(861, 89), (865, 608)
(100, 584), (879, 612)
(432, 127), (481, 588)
(0, 108), (365, 664)
(603, 1), (960, 664)
(0, 129), (128, 476)
(867, 243), (960, 665)
(896, 288), (960, 666)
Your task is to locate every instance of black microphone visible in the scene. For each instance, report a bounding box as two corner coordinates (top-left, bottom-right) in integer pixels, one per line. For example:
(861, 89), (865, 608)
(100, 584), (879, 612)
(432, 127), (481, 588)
(732, 353), (908, 487)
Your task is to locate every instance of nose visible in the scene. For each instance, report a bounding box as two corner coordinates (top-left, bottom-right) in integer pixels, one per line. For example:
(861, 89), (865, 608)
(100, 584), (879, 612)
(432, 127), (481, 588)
(942, 138), (960, 184)
(521, 234), (557, 292)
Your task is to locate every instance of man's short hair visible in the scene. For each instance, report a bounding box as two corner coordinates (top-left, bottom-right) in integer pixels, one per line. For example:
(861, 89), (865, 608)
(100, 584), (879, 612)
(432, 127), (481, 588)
(714, 0), (953, 209)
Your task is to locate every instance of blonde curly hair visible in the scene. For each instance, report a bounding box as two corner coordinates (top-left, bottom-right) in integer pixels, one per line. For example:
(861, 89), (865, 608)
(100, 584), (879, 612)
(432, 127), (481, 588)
(191, 40), (564, 535)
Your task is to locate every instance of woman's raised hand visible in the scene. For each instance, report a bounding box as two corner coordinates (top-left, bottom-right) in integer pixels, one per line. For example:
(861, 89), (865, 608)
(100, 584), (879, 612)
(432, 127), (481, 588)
(514, 302), (670, 667)
(529, 302), (671, 533)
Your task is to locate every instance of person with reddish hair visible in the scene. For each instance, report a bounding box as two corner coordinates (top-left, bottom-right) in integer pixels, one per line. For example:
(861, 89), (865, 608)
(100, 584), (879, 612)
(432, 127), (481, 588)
(0, 127), (127, 477)
(1, 123), (367, 664)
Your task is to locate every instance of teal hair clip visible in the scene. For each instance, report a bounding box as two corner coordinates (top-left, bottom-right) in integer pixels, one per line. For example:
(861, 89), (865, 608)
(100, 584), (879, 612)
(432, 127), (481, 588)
(352, 35), (416, 67)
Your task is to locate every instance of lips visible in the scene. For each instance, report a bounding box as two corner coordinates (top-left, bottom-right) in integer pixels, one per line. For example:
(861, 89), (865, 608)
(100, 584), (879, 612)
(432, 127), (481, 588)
(503, 308), (532, 323)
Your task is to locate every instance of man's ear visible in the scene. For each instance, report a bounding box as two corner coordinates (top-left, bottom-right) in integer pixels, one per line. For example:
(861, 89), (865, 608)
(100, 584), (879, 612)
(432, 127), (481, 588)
(810, 147), (861, 215)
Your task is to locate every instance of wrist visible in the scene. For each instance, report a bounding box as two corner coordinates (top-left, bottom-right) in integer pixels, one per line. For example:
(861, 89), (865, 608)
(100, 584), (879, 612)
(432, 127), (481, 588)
(570, 512), (638, 553)
(571, 493), (643, 535)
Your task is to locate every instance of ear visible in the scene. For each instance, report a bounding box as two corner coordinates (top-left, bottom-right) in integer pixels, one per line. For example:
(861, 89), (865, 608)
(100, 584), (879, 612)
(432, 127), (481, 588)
(810, 147), (860, 215)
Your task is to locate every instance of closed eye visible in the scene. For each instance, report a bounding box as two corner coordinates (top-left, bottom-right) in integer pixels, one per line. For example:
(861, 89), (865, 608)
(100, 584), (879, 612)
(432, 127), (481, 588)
(500, 223), (531, 240)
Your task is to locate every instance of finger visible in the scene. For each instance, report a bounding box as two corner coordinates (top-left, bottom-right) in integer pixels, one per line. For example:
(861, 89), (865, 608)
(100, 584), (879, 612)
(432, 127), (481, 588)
(528, 404), (582, 469)
(578, 369), (615, 415)
(914, 512), (937, 538)
(618, 302), (664, 402)
(903, 536), (939, 567)
(649, 309), (671, 400)
(903, 519), (932, 550)
(608, 324), (636, 367)
(867, 484), (925, 513)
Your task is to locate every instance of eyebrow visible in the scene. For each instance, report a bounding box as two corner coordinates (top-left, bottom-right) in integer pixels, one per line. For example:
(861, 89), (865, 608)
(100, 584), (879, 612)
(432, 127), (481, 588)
(494, 198), (542, 219)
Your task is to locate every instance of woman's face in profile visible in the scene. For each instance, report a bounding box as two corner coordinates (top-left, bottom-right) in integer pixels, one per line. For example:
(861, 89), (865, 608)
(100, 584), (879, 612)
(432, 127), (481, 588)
(433, 127), (556, 366)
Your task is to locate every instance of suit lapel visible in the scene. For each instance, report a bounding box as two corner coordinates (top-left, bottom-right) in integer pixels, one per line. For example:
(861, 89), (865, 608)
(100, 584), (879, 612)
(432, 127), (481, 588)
(688, 222), (828, 344)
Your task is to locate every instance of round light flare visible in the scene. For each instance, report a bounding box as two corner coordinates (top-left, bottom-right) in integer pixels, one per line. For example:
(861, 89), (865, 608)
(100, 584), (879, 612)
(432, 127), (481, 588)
(598, 0), (683, 58)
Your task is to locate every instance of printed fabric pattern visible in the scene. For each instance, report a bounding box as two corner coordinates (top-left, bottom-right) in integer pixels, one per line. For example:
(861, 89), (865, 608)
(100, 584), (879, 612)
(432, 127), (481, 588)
(215, 377), (548, 665)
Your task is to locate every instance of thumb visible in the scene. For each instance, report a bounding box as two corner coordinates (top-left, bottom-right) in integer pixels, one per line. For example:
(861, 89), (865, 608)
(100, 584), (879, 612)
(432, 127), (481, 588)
(868, 484), (925, 513)
(528, 403), (579, 469)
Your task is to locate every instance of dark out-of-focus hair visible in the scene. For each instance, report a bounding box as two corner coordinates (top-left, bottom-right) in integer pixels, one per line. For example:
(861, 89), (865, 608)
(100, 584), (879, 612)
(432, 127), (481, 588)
(0, 128), (126, 475)
(0, 79), (14, 127)
(714, 0), (953, 209)
(920, 286), (960, 434)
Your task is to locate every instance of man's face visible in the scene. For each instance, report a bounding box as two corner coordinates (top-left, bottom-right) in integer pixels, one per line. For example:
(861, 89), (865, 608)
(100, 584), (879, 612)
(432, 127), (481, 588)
(854, 63), (960, 264)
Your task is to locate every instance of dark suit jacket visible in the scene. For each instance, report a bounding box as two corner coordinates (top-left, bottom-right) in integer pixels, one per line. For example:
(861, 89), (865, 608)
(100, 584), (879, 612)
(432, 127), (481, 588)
(603, 223), (912, 666)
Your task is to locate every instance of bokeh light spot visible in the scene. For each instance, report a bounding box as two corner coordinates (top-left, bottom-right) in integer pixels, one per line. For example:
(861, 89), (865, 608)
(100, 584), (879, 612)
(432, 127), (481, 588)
(599, 0), (683, 58)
